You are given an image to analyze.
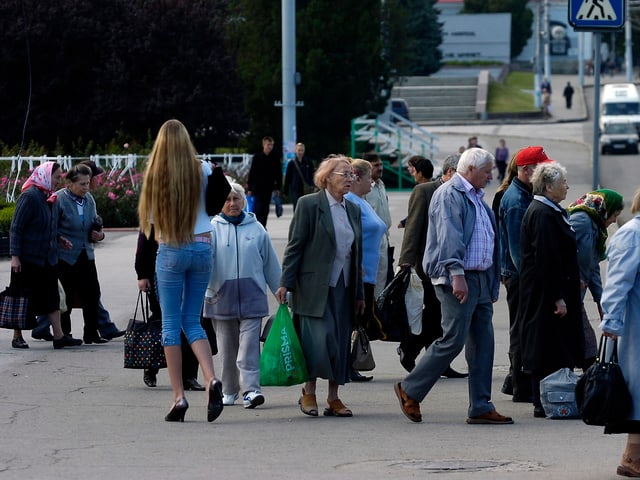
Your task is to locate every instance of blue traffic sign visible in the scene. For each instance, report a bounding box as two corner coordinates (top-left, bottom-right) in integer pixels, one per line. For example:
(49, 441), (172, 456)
(568, 0), (625, 30)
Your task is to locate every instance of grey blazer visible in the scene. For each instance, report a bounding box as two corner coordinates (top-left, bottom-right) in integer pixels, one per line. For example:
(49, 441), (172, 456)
(56, 189), (99, 264)
(280, 190), (364, 318)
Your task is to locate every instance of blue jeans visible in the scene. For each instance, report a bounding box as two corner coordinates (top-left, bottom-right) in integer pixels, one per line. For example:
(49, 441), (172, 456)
(402, 271), (495, 418)
(155, 241), (212, 347)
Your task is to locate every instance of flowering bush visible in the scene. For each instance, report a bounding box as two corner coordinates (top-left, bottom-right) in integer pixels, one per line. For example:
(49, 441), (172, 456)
(0, 168), (141, 229)
(92, 169), (142, 228)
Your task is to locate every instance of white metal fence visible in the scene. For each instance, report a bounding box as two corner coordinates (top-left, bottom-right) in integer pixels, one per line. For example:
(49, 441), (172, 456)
(0, 153), (253, 203)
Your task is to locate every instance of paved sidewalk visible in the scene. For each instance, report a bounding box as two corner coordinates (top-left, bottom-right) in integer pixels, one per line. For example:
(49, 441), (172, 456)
(519, 71), (635, 125)
(0, 182), (625, 480)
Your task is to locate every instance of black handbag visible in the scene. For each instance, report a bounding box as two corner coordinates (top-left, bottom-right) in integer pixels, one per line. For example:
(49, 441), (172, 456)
(375, 267), (411, 342)
(205, 164), (231, 216)
(575, 336), (632, 426)
(123, 292), (167, 369)
(350, 326), (375, 371)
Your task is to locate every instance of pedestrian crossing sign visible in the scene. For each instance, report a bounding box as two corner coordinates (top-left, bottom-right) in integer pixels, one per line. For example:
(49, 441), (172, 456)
(569, 0), (625, 30)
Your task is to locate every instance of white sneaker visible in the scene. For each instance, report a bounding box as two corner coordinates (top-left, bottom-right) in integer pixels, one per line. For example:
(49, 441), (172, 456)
(243, 391), (265, 409)
(222, 392), (239, 406)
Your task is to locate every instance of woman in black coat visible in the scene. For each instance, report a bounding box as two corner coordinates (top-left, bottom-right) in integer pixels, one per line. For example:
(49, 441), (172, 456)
(518, 162), (584, 418)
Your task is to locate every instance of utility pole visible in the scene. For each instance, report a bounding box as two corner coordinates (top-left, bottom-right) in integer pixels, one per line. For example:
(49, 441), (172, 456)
(534, 1), (542, 109)
(278, 0), (302, 165)
(543, 0), (552, 82)
(626, 1), (633, 81)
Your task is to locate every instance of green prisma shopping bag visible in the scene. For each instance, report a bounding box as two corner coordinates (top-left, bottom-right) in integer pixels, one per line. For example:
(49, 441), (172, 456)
(259, 304), (308, 386)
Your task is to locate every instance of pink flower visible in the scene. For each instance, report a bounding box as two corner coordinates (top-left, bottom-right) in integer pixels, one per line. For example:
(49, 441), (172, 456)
(107, 192), (118, 201)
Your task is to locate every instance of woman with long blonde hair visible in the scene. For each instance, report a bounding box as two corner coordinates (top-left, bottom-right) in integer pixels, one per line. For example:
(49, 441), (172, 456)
(139, 119), (223, 423)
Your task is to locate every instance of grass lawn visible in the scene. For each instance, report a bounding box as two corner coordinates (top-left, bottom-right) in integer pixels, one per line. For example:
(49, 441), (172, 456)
(488, 71), (539, 113)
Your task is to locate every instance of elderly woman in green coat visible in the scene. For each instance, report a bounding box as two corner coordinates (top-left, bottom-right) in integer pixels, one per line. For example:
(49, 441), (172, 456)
(275, 154), (365, 418)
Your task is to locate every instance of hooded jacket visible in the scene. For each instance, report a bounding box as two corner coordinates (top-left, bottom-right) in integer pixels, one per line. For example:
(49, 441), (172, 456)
(204, 212), (281, 320)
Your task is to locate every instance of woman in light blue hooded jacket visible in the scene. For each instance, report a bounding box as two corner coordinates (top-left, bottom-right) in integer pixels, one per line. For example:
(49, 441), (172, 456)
(204, 180), (281, 410)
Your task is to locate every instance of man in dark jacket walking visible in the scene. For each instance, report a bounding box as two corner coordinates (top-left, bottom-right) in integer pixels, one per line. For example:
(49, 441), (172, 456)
(283, 142), (315, 211)
(563, 82), (575, 109)
(247, 136), (282, 227)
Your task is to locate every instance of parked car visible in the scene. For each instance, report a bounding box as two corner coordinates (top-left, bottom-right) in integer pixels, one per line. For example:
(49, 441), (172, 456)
(390, 98), (410, 122)
(600, 121), (639, 154)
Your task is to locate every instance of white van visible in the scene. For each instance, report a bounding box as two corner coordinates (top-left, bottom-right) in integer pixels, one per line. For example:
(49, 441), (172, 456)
(600, 83), (640, 133)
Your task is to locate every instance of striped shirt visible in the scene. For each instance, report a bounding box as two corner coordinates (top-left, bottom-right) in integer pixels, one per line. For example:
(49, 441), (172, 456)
(459, 175), (494, 271)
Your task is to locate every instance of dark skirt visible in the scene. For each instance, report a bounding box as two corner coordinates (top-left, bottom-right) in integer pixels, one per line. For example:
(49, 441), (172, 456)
(604, 421), (640, 434)
(298, 274), (351, 384)
(15, 261), (60, 316)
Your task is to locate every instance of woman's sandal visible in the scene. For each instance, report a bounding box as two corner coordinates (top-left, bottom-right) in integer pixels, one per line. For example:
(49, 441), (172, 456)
(299, 388), (318, 417)
(323, 399), (353, 417)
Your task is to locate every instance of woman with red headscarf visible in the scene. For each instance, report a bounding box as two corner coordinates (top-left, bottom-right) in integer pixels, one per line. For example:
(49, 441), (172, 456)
(9, 161), (82, 349)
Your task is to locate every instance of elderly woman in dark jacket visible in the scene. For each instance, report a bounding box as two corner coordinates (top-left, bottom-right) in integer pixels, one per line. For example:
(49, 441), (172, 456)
(9, 162), (81, 349)
(275, 154), (365, 418)
(518, 162), (584, 418)
(567, 189), (624, 368)
(56, 164), (107, 344)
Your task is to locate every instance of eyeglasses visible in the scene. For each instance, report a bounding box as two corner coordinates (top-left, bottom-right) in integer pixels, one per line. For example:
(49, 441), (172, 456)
(332, 171), (356, 179)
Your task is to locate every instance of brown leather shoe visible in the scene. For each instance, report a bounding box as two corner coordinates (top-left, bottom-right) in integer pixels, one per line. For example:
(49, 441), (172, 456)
(394, 382), (422, 423)
(466, 410), (514, 425)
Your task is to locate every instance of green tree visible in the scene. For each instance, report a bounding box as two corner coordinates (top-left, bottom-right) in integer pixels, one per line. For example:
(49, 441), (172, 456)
(228, 0), (393, 156)
(462, 0), (533, 59)
(388, 0), (442, 76)
(0, 0), (245, 153)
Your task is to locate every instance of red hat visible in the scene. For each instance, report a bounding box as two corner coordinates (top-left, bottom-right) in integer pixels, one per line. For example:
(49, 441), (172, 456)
(515, 146), (554, 167)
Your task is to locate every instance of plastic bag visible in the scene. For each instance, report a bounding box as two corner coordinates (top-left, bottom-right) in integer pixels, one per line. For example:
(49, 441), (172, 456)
(259, 304), (308, 386)
(273, 192), (283, 217)
(245, 194), (254, 213)
(405, 267), (423, 335)
(539, 367), (581, 419)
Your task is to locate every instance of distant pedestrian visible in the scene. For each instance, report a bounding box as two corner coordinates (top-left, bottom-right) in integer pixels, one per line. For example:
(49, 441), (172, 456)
(541, 77), (552, 95)
(283, 142), (315, 211)
(563, 82), (575, 109)
(541, 88), (552, 119)
(247, 136), (282, 228)
(467, 136), (482, 149)
(494, 139), (509, 182)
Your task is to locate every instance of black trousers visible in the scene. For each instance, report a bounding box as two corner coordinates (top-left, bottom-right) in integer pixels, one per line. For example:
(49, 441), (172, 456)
(59, 250), (100, 337)
(504, 275), (531, 398)
(252, 191), (272, 227)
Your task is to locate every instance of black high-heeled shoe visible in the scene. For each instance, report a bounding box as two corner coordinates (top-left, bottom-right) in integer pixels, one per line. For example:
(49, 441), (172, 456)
(165, 398), (189, 422)
(207, 380), (223, 422)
